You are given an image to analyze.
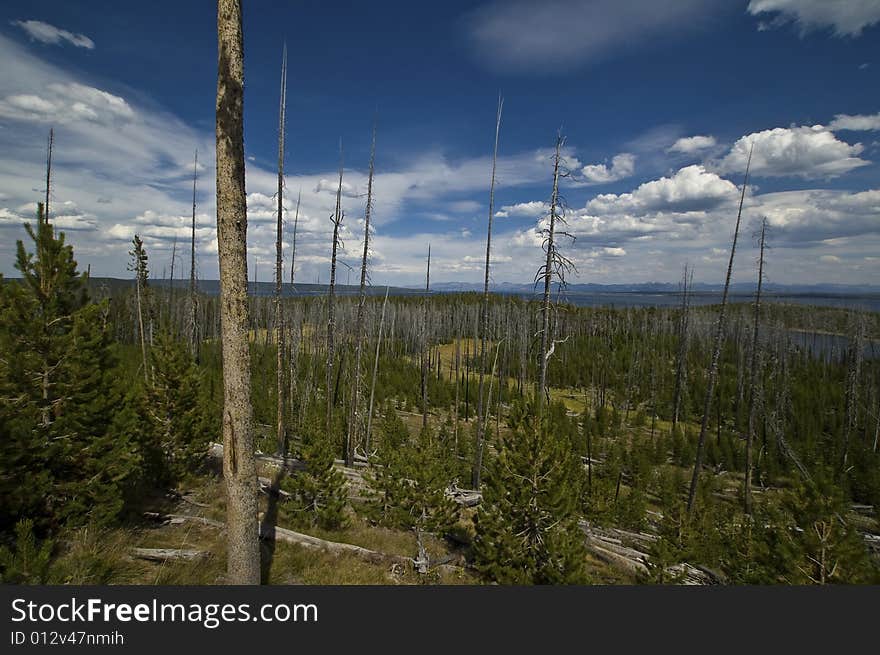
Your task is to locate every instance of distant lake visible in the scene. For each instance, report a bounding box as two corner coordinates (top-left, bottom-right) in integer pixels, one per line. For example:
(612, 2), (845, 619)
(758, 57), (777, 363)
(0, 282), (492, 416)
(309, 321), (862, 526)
(787, 329), (879, 363)
(537, 291), (880, 313)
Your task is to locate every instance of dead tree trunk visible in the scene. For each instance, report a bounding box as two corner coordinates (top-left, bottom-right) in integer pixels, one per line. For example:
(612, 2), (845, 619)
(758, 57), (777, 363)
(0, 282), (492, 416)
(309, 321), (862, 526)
(327, 144), (344, 448)
(472, 95), (502, 489)
(216, 0), (259, 585)
(274, 44), (288, 455)
(687, 145), (753, 514)
(188, 149), (200, 363)
(672, 263), (693, 431)
(421, 245), (431, 430)
(842, 313), (866, 472)
(744, 217), (766, 514)
(365, 286), (389, 457)
(289, 190), (300, 285)
(349, 124), (376, 465)
(45, 128), (53, 226)
(536, 132), (568, 411)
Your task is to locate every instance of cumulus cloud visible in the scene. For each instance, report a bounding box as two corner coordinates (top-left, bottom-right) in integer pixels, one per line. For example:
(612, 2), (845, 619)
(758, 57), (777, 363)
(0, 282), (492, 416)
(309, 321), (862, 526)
(828, 112), (880, 131)
(718, 125), (869, 178)
(587, 165), (737, 216)
(11, 19), (94, 49)
(0, 82), (134, 125)
(747, 0), (880, 37)
(495, 171), (880, 285)
(495, 201), (549, 219)
(0, 200), (97, 231)
(576, 153), (636, 185)
(668, 135), (718, 154)
(314, 178), (359, 198)
(753, 188), (880, 244)
(463, 0), (727, 72)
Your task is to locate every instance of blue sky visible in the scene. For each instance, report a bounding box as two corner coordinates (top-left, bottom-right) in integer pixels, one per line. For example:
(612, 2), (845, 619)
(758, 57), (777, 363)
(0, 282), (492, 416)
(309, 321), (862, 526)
(0, 0), (878, 287)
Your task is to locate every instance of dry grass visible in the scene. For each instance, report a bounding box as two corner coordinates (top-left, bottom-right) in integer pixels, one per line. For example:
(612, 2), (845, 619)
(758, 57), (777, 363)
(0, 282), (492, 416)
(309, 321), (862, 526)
(45, 471), (482, 585)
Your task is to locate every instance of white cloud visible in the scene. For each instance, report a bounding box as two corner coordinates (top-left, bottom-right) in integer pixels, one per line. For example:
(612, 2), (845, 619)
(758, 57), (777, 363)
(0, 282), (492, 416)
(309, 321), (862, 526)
(463, 0), (727, 72)
(495, 200), (549, 219)
(668, 135), (717, 154)
(11, 20), (94, 49)
(493, 175), (880, 285)
(587, 165), (737, 216)
(752, 188), (880, 243)
(1, 30), (877, 287)
(0, 82), (134, 125)
(828, 112), (880, 131)
(576, 153), (636, 185)
(0, 201), (97, 231)
(747, 0), (880, 37)
(718, 125), (869, 178)
(314, 177), (359, 198)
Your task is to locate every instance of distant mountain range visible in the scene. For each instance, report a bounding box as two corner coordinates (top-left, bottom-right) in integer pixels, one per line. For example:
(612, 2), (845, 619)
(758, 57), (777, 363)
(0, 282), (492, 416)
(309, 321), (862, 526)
(22, 276), (875, 299)
(424, 281), (880, 297)
(84, 277), (420, 298)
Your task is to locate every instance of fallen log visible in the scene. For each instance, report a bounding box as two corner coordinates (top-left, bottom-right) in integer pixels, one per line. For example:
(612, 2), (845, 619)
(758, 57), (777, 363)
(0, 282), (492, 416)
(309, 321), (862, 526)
(589, 544), (648, 575)
(445, 484), (483, 507)
(257, 521), (411, 566)
(131, 548), (211, 563)
(150, 512), (413, 569)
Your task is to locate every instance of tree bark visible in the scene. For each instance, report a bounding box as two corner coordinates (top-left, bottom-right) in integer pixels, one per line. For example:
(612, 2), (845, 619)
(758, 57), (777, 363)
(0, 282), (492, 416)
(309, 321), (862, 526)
(686, 145), (752, 514)
(744, 217), (766, 514)
(537, 133), (563, 410)
(472, 95), (502, 488)
(421, 245), (431, 430)
(275, 45), (287, 455)
(327, 146), (343, 447)
(349, 126), (376, 465)
(189, 149), (200, 362)
(216, 0), (260, 584)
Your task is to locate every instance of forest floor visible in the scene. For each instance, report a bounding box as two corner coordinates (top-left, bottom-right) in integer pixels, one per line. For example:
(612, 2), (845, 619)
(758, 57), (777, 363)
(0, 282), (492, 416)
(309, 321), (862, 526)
(47, 469), (638, 585)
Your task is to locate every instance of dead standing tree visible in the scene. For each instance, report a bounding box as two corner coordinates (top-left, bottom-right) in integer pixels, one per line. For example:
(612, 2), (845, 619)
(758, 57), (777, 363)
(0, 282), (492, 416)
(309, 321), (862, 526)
(671, 262), (693, 431)
(536, 131), (575, 411)
(274, 44), (288, 455)
(744, 217), (767, 515)
(472, 95), (502, 489)
(327, 143), (344, 450)
(348, 124), (377, 465)
(421, 245), (431, 430)
(216, 0), (259, 584)
(686, 144), (753, 515)
(289, 189), (300, 286)
(45, 128), (53, 228)
(365, 286), (390, 457)
(188, 149), (200, 363)
(842, 312), (866, 473)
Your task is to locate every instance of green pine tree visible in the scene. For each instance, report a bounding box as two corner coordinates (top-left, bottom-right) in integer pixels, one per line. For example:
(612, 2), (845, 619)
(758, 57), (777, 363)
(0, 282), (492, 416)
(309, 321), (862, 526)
(130, 328), (210, 486)
(364, 412), (458, 535)
(289, 437), (350, 531)
(284, 406), (349, 531)
(0, 519), (53, 584)
(473, 402), (589, 584)
(0, 206), (139, 530)
(781, 475), (877, 584)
